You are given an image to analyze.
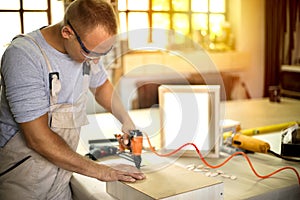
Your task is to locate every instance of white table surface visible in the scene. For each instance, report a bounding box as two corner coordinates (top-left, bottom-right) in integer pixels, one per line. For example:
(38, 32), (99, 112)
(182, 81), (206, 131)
(72, 98), (300, 200)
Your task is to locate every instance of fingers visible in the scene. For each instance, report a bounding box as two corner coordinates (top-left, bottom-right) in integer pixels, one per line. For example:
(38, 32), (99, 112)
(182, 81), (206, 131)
(97, 164), (146, 182)
(121, 122), (136, 135)
(128, 172), (146, 180)
(112, 164), (146, 182)
(121, 133), (130, 146)
(117, 171), (146, 182)
(117, 174), (136, 182)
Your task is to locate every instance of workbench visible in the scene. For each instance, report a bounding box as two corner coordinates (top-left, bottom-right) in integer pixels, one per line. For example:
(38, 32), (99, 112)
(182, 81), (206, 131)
(71, 98), (300, 199)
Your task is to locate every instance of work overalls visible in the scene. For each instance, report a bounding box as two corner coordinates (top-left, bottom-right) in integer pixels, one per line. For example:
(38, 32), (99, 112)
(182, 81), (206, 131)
(0, 35), (90, 199)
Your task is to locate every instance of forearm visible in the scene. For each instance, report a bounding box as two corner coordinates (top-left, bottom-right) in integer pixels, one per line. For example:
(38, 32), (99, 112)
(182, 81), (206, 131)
(42, 138), (119, 182)
(20, 113), (144, 182)
(20, 113), (111, 180)
(110, 92), (134, 126)
(94, 80), (135, 128)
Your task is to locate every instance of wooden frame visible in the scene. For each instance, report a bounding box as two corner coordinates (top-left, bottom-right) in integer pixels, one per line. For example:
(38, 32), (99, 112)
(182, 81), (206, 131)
(158, 85), (221, 158)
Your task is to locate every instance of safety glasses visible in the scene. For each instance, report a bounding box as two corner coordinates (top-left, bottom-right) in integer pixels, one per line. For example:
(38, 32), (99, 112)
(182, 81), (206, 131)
(67, 20), (113, 60)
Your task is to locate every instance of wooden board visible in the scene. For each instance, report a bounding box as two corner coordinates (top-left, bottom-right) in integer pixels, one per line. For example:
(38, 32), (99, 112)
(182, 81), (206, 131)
(106, 164), (223, 200)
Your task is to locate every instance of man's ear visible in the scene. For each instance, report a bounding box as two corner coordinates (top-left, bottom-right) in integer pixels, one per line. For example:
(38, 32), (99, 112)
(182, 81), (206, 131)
(61, 26), (73, 39)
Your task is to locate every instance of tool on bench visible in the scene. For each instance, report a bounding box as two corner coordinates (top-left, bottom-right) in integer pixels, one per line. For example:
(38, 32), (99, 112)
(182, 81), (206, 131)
(85, 138), (119, 160)
(86, 145), (118, 160)
(223, 123), (300, 162)
(281, 124), (300, 158)
(115, 130), (143, 169)
(85, 130), (143, 168)
(223, 121), (298, 140)
(222, 121), (299, 153)
(222, 129), (271, 154)
(230, 133), (270, 153)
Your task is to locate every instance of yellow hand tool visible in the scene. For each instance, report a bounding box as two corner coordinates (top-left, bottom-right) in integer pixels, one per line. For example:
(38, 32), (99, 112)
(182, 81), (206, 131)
(231, 133), (270, 153)
(223, 121), (299, 140)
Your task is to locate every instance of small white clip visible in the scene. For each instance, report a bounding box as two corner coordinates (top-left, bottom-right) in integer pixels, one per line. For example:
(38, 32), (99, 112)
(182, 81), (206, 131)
(51, 74), (61, 97)
(282, 124), (299, 144)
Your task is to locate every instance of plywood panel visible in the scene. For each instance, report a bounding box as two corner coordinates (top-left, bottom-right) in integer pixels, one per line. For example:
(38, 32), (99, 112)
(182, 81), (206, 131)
(106, 164), (223, 200)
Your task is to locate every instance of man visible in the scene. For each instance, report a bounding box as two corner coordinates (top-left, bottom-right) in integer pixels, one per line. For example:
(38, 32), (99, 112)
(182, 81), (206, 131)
(0, 0), (145, 199)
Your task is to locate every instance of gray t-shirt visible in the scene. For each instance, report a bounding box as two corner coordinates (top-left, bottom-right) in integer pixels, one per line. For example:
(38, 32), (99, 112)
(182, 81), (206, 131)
(0, 29), (108, 147)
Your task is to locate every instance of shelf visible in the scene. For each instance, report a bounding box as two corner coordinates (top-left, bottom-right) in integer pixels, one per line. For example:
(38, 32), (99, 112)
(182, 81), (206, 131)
(122, 51), (250, 75)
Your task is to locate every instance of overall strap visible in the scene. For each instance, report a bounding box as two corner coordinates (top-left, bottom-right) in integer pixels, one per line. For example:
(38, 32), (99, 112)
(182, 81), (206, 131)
(14, 34), (53, 73)
(14, 34), (61, 104)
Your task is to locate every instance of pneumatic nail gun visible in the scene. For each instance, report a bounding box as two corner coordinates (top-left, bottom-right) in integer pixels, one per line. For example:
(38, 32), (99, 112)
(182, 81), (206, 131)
(115, 130), (143, 169)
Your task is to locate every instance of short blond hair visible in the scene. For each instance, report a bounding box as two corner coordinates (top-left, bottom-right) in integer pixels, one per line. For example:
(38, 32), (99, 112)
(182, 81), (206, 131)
(64, 0), (118, 37)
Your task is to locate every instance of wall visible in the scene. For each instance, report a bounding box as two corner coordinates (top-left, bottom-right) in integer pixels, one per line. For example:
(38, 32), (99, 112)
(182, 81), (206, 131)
(229, 0), (265, 98)
(118, 0), (266, 110)
(118, 50), (251, 110)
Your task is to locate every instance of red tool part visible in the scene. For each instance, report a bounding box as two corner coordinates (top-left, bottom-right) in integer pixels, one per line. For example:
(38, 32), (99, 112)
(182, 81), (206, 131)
(115, 134), (130, 152)
(115, 130), (143, 169)
(131, 134), (143, 155)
